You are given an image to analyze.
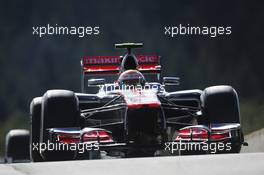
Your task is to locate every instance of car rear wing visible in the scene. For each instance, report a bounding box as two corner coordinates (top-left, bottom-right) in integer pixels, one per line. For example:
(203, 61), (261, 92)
(81, 55), (161, 74)
(80, 55), (161, 93)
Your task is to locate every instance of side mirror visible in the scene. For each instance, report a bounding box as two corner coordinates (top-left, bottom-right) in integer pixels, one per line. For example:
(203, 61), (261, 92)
(163, 77), (180, 86)
(88, 78), (105, 87)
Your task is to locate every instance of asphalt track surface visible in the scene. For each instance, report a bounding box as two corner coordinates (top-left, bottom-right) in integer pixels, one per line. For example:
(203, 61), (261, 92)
(241, 128), (264, 153)
(0, 153), (263, 175)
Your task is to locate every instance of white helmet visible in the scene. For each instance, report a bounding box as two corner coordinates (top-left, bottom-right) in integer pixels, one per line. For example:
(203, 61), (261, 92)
(118, 70), (145, 86)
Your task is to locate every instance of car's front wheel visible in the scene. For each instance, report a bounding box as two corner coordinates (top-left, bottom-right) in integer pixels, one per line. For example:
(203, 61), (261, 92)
(40, 89), (80, 161)
(200, 85), (243, 153)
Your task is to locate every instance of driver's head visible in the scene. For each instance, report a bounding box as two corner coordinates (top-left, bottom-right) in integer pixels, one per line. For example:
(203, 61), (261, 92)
(118, 70), (146, 86)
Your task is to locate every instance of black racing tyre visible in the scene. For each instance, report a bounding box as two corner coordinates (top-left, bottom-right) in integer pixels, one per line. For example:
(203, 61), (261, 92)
(40, 90), (80, 161)
(30, 97), (43, 162)
(201, 85), (240, 124)
(5, 129), (30, 162)
(201, 85), (242, 153)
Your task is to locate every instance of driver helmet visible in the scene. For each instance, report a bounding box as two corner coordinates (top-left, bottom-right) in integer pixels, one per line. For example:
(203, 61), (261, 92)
(118, 70), (146, 86)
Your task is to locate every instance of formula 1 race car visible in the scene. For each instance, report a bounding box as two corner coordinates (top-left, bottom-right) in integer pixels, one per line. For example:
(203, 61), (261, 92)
(6, 43), (247, 162)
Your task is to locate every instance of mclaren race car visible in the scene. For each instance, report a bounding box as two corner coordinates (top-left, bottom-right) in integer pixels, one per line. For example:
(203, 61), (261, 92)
(6, 43), (247, 162)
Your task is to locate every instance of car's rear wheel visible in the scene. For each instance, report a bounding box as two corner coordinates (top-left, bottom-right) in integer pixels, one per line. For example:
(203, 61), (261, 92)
(40, 90), (80, 161)
(5, 129), (30, 163)
(30, 97), (43, 162)
(201, 85), (243, 153)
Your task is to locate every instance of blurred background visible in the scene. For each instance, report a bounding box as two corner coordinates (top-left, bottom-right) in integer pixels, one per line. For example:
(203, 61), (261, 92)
(0, 0), (263, 156)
